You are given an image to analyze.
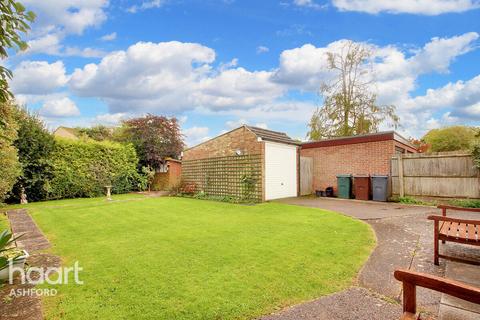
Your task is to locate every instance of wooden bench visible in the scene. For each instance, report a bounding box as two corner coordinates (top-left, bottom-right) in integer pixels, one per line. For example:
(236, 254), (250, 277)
(394, 269), (480, 320)
(427, 205), (480, 266)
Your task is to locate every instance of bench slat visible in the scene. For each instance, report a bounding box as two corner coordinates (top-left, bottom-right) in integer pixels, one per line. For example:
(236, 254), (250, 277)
(439, 221), (479, 242)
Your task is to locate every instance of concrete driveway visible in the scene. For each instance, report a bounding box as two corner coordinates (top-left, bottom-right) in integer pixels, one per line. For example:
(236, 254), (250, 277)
(276, 196), (433, 220)
(261, 197), (480, 320)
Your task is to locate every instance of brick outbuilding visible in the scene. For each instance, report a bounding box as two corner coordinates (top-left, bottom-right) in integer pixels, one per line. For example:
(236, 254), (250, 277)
(152, 158), (182, 191)
(300, 131), (417, 194)
(182, 126), (300, 201)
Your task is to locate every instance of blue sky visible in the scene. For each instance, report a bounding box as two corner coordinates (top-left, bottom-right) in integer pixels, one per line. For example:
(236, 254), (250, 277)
(7, 0), (480, 145)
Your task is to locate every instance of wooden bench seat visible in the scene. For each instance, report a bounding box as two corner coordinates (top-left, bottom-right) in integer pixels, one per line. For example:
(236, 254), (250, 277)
(439, 220), (479, 243)
(428, 205), (480, 265)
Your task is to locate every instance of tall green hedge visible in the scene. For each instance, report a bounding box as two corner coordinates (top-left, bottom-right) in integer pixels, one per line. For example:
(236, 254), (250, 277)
(49, 138), (146, 199)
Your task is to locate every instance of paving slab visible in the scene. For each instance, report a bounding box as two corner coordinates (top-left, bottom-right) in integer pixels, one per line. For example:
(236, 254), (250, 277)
(438, 304), (480, 320)
(259, 287), (401, 320)
(438, 261), (480, 319)
(6, 209), (51, 251)
(1, 209), (60, 320)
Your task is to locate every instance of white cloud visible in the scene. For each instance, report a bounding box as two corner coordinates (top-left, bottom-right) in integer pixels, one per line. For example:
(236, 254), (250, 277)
(196, 101), (317, 124)
(70, 41), (216, 113)
(10, 61), (68, 95)
(100, 32), (117, 41)
(39, 97), (80, 117)
(405, 74), (480, 120)
(69, 41), (284, 114)
(26, 34), (106, 57)
(21, 0), (109, 56)
(276, 24), (312, 37)
(293, 0), (326, 10)
(273, 33), (479, 93)
(196, 68), (284, 110)
(256, 46), (270, 54)
(94, 112), (129, 124)
(332, 0), (480, 15)
(26, 34), (62, 55)
(64, 47), (106, 58)
(23, 0), (108, 35)
(408, 32), (479, 74)
(272, 42), (340, 90)
(127, 0), (166, 13)
(183, 126), (210, 147)
(226, 119), (248, 129)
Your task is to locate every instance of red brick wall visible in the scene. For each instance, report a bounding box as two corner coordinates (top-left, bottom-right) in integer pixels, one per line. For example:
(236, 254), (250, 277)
(300, 140), (396, 192)
(183, 127), (263, 161)
(168, 161), (182, 186)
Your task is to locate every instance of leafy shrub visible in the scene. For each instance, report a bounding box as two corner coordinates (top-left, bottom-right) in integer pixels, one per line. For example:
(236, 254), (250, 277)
(449, 199), (480, 208)
(49, 138), (145, 199)
(423, 126), (478, 153)
(394, 196), (435, 206)
(8, 109), (55, 203)
(0, 102), (21, 201)
(472, 142), (480, 169)
(178, 190), (258, 204)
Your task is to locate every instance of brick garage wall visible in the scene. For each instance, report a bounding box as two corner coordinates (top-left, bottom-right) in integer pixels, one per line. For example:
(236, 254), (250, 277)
(183, 127), (263, 161)
(300, 140), (396, 193)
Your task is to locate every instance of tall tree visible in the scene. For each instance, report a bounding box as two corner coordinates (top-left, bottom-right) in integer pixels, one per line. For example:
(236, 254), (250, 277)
(307, 41), (399, 140)
(422, 126), (478, 153)
(0, 1), (35, 103)
(8, 108), (56, 202)
(121, 115), (184, 169)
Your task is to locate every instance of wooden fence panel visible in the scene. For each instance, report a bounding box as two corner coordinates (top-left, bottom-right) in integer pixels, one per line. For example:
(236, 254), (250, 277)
(182, 154), (262, 202)
(391, 153), (480, 199)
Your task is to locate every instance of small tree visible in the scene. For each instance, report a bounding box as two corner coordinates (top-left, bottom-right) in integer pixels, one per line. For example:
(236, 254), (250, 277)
(0, 1), (35, 103)
(307, 40), (399, 140)
(8, 108), (56, 202)
(422, 126), (478, 153)
(121, 115), (184, 169)
(141, 166), (156, 192)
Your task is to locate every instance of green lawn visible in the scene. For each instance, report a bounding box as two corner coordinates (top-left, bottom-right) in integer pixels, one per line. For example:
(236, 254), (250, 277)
(0, 213), (8, 231)
(22, 196), (374, 320)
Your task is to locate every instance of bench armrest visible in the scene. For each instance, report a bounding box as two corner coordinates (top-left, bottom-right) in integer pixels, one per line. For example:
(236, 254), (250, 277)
(394, 269), (480, 305)
(438, 205), (480, 213)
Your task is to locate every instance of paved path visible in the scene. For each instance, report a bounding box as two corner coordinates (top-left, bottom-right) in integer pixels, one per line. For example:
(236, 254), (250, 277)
(0, 209), (60, 320)
(262, 197), (480, 320)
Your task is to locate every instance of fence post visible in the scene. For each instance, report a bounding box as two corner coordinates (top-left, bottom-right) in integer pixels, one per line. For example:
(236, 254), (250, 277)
(398, 154), (405, 197)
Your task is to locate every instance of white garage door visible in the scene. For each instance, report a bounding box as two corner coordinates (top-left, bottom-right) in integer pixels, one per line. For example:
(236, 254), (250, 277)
(265, 141), (298, 200)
